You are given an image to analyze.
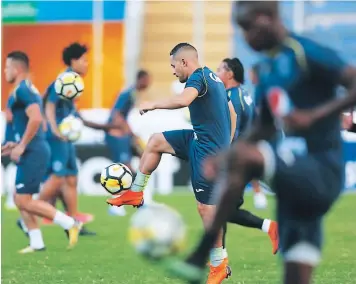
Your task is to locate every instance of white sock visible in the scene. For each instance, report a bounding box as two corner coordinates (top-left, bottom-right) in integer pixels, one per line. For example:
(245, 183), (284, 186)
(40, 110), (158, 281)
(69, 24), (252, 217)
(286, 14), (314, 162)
(29, 229), (45, 249)
(262, 219), (271, 233)
(222, 248), (228, 259)
(209, 246), (224, 267)
(53, 211), (75, 230)
(131, 170), (150, 192)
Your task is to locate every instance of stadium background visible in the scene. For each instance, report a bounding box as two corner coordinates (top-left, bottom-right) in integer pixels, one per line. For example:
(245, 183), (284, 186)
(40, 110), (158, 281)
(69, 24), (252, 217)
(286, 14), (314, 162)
(1, 0), (356, 197)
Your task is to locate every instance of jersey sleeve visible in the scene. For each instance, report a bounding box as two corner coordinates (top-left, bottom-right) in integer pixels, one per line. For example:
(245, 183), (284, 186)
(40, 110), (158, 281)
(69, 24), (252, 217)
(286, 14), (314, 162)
(113, 92), (132, 115)
(16, 83), (39, 108)
(304, 40), (347, 84)
(47, 82), (60, 104)
(185, 71), (205, 95)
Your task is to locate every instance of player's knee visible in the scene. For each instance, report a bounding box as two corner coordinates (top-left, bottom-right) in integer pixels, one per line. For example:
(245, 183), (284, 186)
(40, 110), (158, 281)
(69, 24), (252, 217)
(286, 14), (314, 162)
(146, 133), (166, 153)
(284, 242), (321, 267)
(65, 176), (77, 188)
(14, 194), (31, 211)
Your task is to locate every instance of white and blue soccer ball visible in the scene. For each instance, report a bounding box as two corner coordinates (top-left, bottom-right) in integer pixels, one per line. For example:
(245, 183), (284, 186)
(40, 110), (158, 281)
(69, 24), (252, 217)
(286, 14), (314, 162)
(58, 115), (83, 142)
(55, 71), (84, 100)
(128, 203), (186, 259)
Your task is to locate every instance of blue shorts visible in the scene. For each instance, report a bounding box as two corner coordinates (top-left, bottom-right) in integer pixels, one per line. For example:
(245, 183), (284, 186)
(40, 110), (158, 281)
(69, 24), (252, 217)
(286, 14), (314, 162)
(16, 143), (50, 195)
(47, 138), (78, 177)
(105, 134), (132, 163)
(163, 130), (216, 205)
(257, 140), (343, 264)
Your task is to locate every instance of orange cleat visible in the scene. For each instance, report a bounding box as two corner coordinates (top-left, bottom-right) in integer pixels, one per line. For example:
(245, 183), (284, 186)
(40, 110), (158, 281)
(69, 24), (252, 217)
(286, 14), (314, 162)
(106, 190), (144, 208)
(268, 221), (279, 255)
(207, 258), (232, 284)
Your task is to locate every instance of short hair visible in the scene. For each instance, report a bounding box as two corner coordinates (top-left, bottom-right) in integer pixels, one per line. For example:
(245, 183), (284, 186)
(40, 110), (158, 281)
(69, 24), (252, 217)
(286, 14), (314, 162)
(223, 58), (244, 84)
(170, 43), (197, 57)
(7, 51), (29, 69)
(62, 43), (88, 66)
(235, 1), (279, 17)
(136, 69), (149, 80)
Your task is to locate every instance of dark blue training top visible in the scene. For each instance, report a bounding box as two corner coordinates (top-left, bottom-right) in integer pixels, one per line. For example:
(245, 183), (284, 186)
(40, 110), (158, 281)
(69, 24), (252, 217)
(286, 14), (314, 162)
(255, 33), (346, 156)
(7, 79), (46, 150)
(227, 86), (255, 141)
(108, 87), (136, 123)
(185, 67), (231, 153)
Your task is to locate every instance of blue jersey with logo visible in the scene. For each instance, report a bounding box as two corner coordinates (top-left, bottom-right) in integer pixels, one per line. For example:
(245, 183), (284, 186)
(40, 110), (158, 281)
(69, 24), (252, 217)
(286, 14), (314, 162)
(7, 80), (46, 150)
(227, 86), (255, 140)
(185, 67), (231, 152)
(255, 34), (346, 157)
(108, 87), (135, 123)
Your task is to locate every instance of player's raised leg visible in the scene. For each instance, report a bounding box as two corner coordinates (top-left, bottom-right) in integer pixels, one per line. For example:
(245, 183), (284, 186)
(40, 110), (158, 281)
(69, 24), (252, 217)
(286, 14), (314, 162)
(107, 133), (175, 207)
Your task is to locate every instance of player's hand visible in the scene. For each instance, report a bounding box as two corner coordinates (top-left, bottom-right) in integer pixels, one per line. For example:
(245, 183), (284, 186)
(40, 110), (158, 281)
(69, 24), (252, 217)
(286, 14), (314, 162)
(1, 142), (18, 156)
(139, 101), (155, 115)
(10, 143), (25, 163)
(283, 109), (315, 131)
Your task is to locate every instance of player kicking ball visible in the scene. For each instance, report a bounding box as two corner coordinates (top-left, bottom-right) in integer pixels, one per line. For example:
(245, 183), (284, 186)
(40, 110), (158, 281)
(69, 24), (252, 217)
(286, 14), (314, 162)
(107, 43), (235, 283)
(168, 2), (356, 284)
(2, 51), (82, 253)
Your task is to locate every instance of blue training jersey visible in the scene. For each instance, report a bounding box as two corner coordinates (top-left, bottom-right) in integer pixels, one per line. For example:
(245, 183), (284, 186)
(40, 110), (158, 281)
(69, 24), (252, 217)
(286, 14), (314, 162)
(108, 87), (135, 123)
(185, 67), (231, 152)
(255, 33), (346, 158)
(227, 86), (255, 141)
(7, 80), (46, 149)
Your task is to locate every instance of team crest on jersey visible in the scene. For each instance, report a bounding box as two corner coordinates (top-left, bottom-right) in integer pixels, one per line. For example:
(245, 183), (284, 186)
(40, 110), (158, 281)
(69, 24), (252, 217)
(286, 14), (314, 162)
(266, 87), (293, 117)
(209, 73), (223, 83)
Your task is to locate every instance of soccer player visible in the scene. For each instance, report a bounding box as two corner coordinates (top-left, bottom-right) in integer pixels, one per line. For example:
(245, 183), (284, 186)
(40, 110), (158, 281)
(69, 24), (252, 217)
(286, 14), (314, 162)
(40, 43), (96, 235)
(107, 43), (235, 282)
(82, 69), (151, 216)
(216, 57), (278, 254)
(2, 51), (82, 253)
(169, 2), (356, 283)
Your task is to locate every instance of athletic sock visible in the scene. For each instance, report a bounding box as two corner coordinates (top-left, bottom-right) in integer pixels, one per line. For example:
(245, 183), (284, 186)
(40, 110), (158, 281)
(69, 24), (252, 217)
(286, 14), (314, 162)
(222, 248), (228, 259)
(131, 170), (150, 192)
(262, 219), (271, 233)
(53, 211), (75, 230)
(209, 246), (224, 267)
(28, 229), (45, 249)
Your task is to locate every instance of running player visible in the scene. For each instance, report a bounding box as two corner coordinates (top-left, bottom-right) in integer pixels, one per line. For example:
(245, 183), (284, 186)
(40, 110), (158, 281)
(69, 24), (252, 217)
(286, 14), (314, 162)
(216, 57), (278, 254)
(82, 69), (151, 216)
(2, 51), (82, 253)
(169, 2), (356, 283)
(107, 43), (235, 283)
(40, 43), (96, 235)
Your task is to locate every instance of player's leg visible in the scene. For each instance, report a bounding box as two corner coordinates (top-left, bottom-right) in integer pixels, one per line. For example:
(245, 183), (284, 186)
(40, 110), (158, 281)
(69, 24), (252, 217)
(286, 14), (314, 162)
(107, 131), (187, 207)
(251, 180), (268, 209)
(228, 196), (278, 254)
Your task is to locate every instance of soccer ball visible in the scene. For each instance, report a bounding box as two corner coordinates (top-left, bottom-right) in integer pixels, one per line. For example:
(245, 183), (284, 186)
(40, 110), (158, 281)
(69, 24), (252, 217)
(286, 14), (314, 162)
(100, 163), (133, 194)
(58, 115), (83, 142)
(128, 203), (186, 259)
(54, 71), (84, 100)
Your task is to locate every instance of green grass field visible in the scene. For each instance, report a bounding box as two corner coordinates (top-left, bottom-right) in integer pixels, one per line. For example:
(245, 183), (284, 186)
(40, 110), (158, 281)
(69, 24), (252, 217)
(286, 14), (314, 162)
(2, 193), (356, 284)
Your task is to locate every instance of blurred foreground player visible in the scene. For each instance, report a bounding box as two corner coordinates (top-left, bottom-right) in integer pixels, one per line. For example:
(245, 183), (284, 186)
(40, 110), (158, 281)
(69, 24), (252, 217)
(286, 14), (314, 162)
(2, 51), (82, 253)
(169, 2), (356, 284)
(82, 70), (151, 216)
(108, 43), (235, 283)
(216, 57), (278, 254)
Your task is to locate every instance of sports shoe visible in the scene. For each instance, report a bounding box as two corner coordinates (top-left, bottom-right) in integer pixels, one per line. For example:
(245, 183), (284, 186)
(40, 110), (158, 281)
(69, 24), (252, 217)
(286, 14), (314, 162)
(207, 258), (232, 284)
(71, 212), (94, 224)
(106, 190), (144, 208)
(18, 246), (46, 254)
(268, 221), (279, 254)
(67, 220), (83, 249)
(253, 192), (268, 209)
(16, 218), (29, 237)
